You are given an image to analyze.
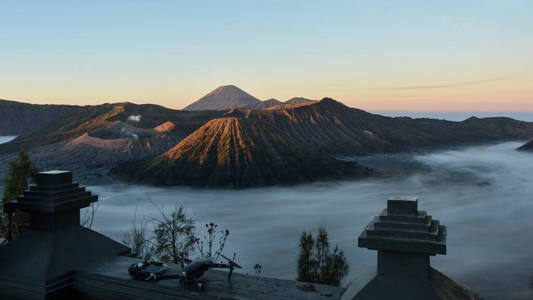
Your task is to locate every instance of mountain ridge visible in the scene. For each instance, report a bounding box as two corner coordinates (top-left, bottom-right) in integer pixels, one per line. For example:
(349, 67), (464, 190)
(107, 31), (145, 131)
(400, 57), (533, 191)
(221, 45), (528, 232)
(4, 97), (533, 157)
(0, 102), (224, 153)
(0, 99), (81, 135)
(224, 97), (533, 154)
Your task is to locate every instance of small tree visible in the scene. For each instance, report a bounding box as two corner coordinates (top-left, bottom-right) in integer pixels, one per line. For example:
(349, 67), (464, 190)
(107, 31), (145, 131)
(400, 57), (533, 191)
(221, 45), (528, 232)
(2, 149), (34, 202)
(297, 227), (349, 286)
(1, 149), (36, 238)
(152, 205), (196, 264)
(297, 232), (316, 282)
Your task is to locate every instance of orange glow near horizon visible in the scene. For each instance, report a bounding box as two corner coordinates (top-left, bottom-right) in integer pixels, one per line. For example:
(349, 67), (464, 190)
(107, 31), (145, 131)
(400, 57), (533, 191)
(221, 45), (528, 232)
(4, 74), (532, 113)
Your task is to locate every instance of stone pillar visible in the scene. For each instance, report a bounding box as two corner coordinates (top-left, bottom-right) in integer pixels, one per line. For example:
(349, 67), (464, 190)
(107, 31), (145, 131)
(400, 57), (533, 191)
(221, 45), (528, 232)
(346, 197), (449, 299)
(360, 197), (446, 279)
(343, 197), (480, 299)
(0, 170), (130, 300)
(16, 170), (96, 231)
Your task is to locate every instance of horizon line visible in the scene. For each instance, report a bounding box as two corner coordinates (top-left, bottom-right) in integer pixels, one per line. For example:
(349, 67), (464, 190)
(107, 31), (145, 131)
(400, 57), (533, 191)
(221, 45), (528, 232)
(2, 96), (533, 115)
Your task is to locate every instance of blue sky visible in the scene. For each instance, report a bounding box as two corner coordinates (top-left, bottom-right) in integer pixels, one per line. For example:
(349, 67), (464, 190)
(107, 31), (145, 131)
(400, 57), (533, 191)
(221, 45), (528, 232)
(1, 0), (532, 111)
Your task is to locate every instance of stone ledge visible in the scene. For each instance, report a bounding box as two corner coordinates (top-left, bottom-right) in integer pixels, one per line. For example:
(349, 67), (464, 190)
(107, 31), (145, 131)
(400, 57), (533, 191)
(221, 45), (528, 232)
(75, 256), (343, 300)
(374, 217), (435, 231)
(366, 224), (440, 241)
(379, 209), (429, 224)
(358, 231), (446, 255)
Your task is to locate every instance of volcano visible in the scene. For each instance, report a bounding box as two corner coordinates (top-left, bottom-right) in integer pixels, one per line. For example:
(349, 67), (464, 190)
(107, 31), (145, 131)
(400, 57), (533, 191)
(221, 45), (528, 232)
(116, 117), (373, 187)
(183, 85), (262, 111)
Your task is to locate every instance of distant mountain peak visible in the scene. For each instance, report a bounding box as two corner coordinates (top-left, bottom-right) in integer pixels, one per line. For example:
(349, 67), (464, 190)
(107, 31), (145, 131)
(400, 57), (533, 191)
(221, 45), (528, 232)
(183, 86), (319, 111)
(207, 85), (249, 95)
(183, 85), (261, 111)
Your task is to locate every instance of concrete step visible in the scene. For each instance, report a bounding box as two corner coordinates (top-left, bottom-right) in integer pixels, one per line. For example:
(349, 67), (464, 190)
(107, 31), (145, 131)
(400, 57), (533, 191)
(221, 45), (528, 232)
(379, 209), (430, 224)
(24, 187), (86, 199)
(375, 217), (434, 232)
(358, 231), (447, 255)
(366, 222), (440, 241)
(30, 183), (80, 192)
(18, 191), (93, 204)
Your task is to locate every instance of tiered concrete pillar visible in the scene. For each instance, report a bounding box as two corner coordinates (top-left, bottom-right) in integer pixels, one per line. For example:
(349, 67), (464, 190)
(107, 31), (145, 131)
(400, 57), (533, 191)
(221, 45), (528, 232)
(348, 197), (448, 299)
(0, 171), (130, 300)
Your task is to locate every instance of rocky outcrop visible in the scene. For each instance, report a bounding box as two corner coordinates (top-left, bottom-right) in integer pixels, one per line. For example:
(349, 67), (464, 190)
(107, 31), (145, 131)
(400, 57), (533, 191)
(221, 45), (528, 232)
(154, 121), (175, 132)
(63, 133), (132, 151)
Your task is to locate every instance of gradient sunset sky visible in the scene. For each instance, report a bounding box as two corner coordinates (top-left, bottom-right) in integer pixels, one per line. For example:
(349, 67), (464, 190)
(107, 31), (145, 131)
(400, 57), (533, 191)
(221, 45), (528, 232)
(1, 1), (532, 112)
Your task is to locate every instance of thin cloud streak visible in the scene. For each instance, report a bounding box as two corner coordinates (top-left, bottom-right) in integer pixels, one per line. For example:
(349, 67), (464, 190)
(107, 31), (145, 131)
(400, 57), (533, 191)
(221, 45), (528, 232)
(379, 76), (512, 90)
(373, 65), (533, 91)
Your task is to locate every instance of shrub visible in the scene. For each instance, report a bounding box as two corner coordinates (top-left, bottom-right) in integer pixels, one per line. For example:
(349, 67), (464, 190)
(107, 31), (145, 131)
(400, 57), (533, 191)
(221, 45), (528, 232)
(297, 227), (349, 286)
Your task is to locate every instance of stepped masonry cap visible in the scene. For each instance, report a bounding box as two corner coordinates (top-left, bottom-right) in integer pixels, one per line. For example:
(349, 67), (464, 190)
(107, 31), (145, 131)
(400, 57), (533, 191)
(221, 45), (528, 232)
(358, 196), (446, 255)
(15, 170), (96, 215)
(35, 170), (72, 186)
(387, 196), (418, 216)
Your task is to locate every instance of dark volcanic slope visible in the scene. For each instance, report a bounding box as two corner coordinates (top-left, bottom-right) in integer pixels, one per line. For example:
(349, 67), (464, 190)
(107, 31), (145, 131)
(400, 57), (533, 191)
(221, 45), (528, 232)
(0, 102), (223, 153)
(225, 98), (533, 154)
(285, 97), (314, 104)
(0, 99), (81, 135)
(117, 117), (373, 187)
(518, 139), (533, 151)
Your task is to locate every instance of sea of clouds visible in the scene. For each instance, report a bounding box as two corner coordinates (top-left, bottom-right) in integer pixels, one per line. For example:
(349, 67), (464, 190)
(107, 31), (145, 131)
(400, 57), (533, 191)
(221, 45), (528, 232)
(81, 141), (533, 299)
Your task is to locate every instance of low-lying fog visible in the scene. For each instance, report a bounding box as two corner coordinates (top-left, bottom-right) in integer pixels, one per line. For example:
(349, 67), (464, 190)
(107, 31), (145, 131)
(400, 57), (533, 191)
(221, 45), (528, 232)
(0, 136), (16, 144)
(87, 141), (532, 299)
